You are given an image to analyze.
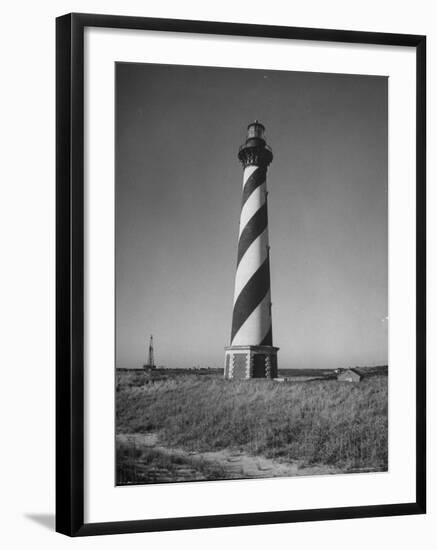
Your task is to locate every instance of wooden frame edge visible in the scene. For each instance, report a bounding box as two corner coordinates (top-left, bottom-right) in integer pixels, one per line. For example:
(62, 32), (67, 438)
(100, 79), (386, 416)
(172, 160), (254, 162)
(56, 13), (85, 536)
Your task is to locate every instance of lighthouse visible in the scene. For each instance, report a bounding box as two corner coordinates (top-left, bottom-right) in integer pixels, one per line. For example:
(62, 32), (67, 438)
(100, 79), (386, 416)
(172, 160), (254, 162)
(144, 334), (155, 370)
(224, 121), (279, 380)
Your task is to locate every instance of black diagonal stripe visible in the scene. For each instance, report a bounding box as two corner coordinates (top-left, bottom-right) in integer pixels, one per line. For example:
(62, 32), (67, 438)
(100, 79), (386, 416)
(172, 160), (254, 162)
(260, 326), (273, 346)
(241, 167), (266, 208)
(231, 257), (270, 342)
(237, 202), (267, 266)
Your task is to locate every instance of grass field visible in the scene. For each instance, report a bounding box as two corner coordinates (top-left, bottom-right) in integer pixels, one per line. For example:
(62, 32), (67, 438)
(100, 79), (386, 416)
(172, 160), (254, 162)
(116, 442), (231, 484)
(116, 368), (388, 484)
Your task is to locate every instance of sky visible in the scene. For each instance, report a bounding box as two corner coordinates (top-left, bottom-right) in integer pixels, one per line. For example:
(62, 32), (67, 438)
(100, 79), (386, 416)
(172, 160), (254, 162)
(115, 62), (388, 370)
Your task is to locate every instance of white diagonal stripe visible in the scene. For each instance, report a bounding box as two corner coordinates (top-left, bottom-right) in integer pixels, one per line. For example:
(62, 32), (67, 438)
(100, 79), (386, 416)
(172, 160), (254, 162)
(231, 290), (271, 346)
(233, 229), (269, 305)
(242, 165), (257, 186)
(239, 182), (266, 237)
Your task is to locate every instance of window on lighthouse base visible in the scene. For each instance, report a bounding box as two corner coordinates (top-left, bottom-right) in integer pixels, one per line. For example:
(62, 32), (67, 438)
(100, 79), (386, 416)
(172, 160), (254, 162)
(253, 355), (267, 378)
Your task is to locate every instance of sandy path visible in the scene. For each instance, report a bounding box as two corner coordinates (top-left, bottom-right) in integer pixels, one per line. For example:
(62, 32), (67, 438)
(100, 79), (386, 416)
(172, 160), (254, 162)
(117, 432), (341, 479)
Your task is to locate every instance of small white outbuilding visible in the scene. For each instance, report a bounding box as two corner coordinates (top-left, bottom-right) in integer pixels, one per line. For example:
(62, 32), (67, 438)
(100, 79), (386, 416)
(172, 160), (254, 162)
(337, 368), (363, 383)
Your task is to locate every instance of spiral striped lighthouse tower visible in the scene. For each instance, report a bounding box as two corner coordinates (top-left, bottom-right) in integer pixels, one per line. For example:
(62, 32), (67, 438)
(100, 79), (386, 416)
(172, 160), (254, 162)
(224, 121), (279, 380)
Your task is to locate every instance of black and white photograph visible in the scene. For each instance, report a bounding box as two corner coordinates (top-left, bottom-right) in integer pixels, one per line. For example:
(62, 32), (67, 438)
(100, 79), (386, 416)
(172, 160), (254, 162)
(115, 62), (389, 485)
(0, 0), (431, 545)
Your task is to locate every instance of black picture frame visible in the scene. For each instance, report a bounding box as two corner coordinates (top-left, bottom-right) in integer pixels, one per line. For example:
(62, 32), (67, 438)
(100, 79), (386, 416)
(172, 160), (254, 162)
(56, 12), (426, 537)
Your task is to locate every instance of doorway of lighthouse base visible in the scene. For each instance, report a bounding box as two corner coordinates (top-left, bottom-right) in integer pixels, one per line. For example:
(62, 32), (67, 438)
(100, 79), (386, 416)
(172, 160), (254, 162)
(252, 354), (267, 378)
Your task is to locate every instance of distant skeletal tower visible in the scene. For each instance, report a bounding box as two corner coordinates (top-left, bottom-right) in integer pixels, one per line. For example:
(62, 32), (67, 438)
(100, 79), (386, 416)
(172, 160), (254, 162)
(224, 121), (279, 379)
(144, 334), (155, 369)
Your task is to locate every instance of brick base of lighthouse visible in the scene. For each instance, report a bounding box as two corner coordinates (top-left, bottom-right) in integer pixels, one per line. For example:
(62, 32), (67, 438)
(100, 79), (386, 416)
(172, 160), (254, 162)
(224, 345), (279, 380)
